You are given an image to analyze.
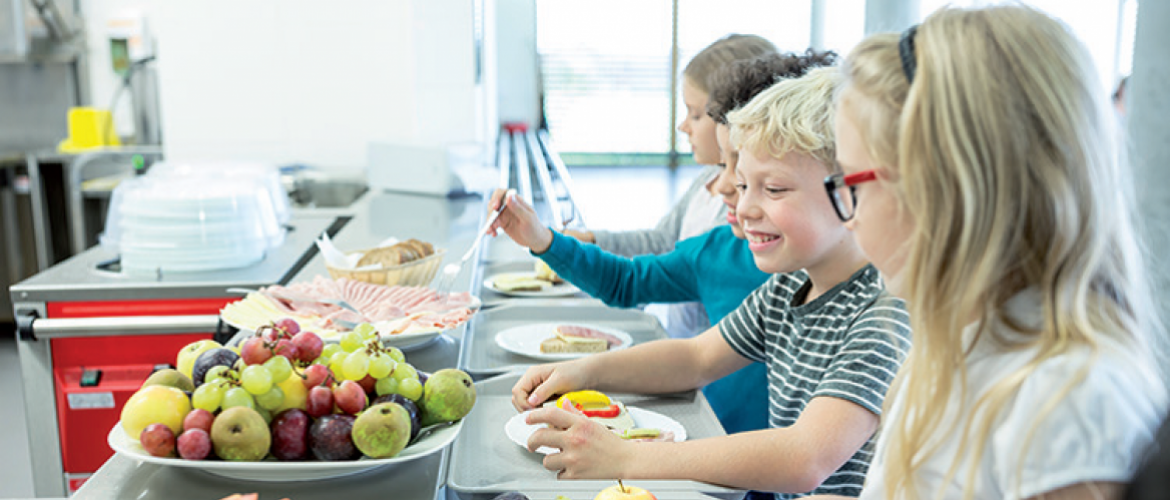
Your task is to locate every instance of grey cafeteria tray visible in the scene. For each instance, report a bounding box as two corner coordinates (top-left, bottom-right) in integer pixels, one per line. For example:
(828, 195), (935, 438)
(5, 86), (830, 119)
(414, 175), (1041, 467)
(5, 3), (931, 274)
(445, 372), (743, 499)
(445, 489), (736, 500)
(458, 303), (669, 377)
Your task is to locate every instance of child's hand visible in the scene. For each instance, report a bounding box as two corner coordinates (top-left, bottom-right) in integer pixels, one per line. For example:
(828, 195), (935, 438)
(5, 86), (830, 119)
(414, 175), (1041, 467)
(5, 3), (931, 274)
(524, 406), (633, 479)
(486, 189), (554, 253)
(511, 361), (588, 411)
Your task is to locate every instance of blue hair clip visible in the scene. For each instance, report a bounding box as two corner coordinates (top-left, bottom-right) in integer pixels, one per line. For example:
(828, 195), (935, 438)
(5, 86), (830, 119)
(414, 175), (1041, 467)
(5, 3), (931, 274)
(899, 24), (919, 82)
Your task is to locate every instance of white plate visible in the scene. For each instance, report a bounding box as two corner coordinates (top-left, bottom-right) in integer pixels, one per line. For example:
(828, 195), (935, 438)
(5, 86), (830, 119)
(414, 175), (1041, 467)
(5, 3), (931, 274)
(483, 272), (580, 298)
(494, 323), (633, 361)
(504, 406), (687, 454)
(108, 418), (463, 482)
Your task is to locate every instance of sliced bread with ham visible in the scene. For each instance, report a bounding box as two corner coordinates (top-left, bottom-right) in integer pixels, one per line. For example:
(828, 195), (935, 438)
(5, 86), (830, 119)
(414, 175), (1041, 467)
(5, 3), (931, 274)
(539, 324), (622, 354)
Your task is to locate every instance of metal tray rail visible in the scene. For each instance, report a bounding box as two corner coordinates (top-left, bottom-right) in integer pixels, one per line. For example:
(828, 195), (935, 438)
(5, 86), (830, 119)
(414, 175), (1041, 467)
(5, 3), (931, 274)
(445, 373), (742, 499)
(458, 303), (668, 378)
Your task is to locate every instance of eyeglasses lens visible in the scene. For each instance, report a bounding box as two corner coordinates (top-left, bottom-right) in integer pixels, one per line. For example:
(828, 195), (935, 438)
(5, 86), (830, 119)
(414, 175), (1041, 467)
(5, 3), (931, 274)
(831, 185), (856, 221)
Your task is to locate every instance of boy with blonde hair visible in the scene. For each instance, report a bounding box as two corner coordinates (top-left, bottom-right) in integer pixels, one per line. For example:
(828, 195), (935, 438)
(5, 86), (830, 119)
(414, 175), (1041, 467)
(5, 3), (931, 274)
(498, 67), (912, 499)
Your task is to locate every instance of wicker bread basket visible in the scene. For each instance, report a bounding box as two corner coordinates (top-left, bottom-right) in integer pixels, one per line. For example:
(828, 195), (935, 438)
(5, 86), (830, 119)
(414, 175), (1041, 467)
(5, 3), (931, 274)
(326, 248), (446, 287)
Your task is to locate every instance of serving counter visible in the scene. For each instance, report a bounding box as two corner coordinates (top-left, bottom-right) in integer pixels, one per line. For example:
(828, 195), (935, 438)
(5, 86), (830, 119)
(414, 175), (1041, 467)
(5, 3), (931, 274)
(11, 189), (737, 500)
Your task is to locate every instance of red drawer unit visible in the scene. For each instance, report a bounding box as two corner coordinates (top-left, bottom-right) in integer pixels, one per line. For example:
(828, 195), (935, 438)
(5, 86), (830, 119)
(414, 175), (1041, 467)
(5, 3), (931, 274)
(11, 212), (335, 497)
(46, 298), (232, 482)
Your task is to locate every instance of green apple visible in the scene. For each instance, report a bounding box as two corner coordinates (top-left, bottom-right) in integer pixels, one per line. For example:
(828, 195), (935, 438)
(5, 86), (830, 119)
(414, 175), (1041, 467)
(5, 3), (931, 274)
(176, 339), (221, 380)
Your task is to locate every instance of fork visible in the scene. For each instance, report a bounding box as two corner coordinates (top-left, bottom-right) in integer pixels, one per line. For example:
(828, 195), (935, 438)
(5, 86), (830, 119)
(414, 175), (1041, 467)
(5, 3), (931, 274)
(407, 420), (458, 447)
(434, 189), (516, 303)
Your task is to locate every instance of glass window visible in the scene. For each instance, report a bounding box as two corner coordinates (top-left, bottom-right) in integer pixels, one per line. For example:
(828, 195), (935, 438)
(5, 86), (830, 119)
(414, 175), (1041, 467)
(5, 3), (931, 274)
(676, 0), (811, 152)
(918, 0), (1129, 92)
(537, 0), (673, 156)
(821, 0), (868, 56)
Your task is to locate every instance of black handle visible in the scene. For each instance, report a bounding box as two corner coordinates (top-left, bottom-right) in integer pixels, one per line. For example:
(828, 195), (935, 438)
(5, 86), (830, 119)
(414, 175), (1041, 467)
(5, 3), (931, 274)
(16, 308), (39, 342)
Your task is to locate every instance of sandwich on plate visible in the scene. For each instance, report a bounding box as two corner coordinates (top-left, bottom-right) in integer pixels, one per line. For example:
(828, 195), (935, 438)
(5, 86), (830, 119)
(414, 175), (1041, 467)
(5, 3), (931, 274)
(534, 259), (564, 284)
(492, 273), (548, 293)
(540, 325), (624, 354)
(541, 390), (675, 442)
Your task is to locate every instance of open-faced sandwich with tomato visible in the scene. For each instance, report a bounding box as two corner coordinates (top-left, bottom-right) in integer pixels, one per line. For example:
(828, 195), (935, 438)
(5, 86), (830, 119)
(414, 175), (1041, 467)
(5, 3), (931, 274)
(543, 390), (674, 441)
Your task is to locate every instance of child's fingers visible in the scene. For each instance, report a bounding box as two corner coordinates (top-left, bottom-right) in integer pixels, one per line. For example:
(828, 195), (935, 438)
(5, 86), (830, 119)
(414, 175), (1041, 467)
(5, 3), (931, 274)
(528, 424), (566, 453)
(558, 397), (586, 416)
(528, 380), (560, 408)
(526, 406), (585, 430)
(487, 188), (508, 211)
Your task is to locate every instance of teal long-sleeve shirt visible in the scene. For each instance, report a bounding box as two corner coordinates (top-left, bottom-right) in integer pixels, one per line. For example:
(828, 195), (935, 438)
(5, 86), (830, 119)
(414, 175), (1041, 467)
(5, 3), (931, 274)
(537, 225), (771, 433)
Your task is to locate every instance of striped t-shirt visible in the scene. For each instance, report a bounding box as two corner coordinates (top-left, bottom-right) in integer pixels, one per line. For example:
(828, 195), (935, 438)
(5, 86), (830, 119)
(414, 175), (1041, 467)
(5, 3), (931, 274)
(719, 264), (911, 499)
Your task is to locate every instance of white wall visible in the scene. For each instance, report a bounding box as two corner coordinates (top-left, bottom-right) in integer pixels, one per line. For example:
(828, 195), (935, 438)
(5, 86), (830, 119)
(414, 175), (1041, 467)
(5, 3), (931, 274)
(81, 0), (487, 170)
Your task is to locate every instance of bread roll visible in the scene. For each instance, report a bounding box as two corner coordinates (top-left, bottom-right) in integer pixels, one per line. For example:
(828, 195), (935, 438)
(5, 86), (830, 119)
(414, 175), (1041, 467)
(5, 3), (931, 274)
(355, 239), (436, 268)
(357, 246), (405, 268)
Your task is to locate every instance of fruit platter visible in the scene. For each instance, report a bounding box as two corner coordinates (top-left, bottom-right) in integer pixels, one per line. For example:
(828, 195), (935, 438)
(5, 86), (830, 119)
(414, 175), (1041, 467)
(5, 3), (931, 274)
(112, 317), (476, 481)
(220, 275), (481, 349)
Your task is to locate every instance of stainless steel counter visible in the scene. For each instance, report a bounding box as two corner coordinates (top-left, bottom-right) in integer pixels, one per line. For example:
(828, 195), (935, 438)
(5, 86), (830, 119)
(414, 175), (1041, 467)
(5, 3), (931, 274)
(68, 190), (489, 500)
(64, 189), (731, 500)
(8, 214), (339, 303)
(77, 451), (449, 500)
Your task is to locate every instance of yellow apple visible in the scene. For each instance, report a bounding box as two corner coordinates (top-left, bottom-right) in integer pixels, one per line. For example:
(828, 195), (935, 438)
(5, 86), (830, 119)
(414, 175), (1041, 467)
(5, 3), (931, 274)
(594, 484), (657, 500)
(176, 339), (221, 379)
(121, 385), (192, 439)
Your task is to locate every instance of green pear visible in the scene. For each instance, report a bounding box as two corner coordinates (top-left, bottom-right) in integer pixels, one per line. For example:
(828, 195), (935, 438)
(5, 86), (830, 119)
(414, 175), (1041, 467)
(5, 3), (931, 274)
(419, 369), (476, 425)
(210, 407), (270, 461)
(352, 403), (412, 458)
(141, 368), (195, 393)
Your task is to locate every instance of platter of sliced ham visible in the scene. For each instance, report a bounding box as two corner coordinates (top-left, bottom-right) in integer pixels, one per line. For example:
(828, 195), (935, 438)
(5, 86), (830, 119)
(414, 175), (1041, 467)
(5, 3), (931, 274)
(221, 275), (480, 350)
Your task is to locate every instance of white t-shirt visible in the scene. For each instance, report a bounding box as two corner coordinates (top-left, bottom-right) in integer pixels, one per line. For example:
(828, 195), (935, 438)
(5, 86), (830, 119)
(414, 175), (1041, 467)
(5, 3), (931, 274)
(652, 169), (724, 338)
(860, 289), (1166, 500)
(678, 172), (725, 240)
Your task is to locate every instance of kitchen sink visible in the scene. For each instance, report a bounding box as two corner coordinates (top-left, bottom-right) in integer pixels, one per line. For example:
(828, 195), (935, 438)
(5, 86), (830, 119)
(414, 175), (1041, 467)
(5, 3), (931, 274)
(280, 164), (369, 209)
(287, 175), (368, 209)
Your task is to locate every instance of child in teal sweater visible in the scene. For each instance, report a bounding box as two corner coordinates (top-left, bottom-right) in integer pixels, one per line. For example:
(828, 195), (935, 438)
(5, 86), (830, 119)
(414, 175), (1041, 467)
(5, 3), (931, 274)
(487, 51), (837, 434)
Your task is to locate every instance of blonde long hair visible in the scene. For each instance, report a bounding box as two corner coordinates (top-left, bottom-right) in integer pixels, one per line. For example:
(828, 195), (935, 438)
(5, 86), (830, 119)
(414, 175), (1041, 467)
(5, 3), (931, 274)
(839, 6), (1165, 499)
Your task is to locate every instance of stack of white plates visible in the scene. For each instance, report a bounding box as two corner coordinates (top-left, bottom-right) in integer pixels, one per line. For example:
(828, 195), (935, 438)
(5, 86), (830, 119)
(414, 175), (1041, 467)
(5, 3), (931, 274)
(101, 162), (289, 273)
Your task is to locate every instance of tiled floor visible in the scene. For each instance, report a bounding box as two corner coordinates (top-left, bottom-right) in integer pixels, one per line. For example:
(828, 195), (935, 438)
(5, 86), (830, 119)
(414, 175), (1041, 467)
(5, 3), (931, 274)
(0, 165), (704, 499)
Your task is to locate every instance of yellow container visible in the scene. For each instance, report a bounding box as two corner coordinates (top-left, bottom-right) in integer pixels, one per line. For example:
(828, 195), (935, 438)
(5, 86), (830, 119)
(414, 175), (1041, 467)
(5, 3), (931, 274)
(58, 107), (121, 153)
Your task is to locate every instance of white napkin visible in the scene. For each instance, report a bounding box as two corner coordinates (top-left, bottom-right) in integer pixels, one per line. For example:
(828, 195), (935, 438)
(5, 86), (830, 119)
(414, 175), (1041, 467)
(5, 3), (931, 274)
(316, 232), (402, 271)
